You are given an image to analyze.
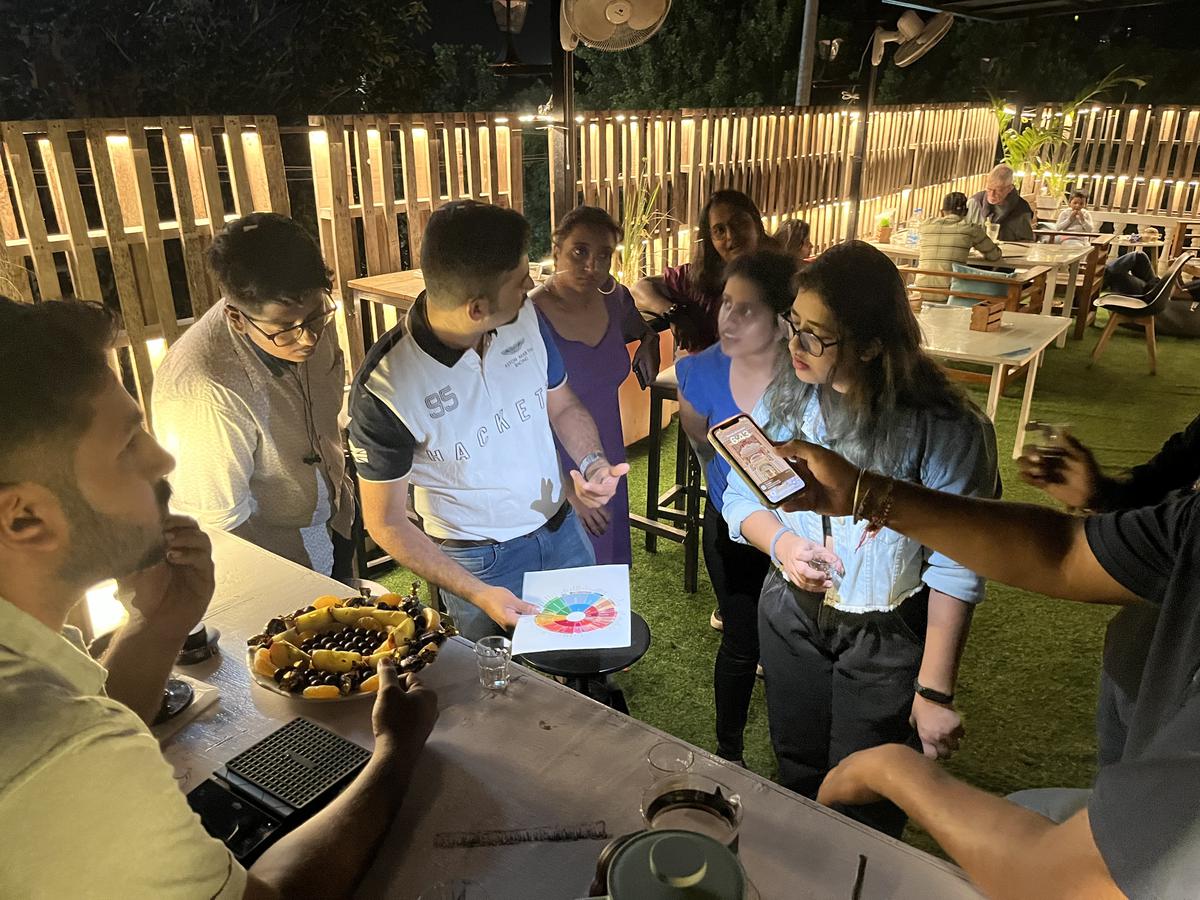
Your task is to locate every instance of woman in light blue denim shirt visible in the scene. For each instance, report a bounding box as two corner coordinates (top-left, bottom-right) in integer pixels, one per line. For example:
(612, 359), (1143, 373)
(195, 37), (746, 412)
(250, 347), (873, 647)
(722, 241), (999, 837)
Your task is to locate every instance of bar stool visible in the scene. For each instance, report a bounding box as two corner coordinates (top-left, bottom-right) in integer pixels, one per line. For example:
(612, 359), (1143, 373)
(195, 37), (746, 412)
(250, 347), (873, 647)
(628, 364), (703, 593)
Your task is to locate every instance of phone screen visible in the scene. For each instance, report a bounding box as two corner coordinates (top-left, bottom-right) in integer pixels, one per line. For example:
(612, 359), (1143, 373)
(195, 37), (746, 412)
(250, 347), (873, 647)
(712, 417), (806, 504)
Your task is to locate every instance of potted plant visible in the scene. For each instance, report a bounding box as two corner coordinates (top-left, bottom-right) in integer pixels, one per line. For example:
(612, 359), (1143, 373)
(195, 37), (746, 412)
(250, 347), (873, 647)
(876, 214), (893, 243)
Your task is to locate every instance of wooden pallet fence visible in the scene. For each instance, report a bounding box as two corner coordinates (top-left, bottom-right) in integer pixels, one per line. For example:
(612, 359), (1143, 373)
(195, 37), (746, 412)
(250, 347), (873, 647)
(566, 102), (997, 269)
(306, 112), (524, 367)
(0, 116), (290, 416)
(1029, 103), (1200, 217)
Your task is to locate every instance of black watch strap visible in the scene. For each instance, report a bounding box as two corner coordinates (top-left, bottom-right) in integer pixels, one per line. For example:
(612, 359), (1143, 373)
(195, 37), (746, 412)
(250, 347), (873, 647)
(913, 679), (955, 705)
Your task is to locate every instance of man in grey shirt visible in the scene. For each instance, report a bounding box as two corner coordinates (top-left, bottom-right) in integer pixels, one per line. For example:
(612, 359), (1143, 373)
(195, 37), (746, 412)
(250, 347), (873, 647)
(777, 439), (1200, 900)
(152, 213), (354, 576)
(968, 164), (1035, 242)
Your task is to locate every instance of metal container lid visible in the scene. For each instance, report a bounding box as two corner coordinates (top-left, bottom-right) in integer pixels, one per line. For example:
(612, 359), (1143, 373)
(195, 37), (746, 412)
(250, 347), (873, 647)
(608, 830), (745, 899)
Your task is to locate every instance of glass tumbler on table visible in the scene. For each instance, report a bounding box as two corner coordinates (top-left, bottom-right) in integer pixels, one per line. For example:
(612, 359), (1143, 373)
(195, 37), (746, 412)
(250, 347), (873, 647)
(475, 635), (512, 691)
(646, 740), (695, 783)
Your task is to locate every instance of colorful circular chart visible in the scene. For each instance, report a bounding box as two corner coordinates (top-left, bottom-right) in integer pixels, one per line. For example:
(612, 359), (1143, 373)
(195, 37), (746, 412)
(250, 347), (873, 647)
(535, 591), (619, 634)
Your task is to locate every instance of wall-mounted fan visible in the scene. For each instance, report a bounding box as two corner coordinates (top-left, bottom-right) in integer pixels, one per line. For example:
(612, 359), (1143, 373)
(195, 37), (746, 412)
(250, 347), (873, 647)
(561, 0), (671, 52)
(871, 10), (954, 68)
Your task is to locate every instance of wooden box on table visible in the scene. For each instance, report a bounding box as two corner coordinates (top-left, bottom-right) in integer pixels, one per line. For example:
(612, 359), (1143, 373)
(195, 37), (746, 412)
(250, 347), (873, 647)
(970, 299), (1005, 332)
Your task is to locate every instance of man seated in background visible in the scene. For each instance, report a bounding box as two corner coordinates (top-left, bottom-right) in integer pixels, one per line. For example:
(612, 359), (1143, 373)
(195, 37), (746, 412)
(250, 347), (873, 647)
(349, 201), (626, 642)
(152, 213), (356, 578)
(0, 297), (437, 898)
(968, 164), (1035, 242)
(780, 437), (1199, 900)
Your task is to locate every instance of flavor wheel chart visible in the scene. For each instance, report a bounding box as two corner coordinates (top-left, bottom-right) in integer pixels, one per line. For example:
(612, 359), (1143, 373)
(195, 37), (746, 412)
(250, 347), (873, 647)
(535, 591), (619, 635)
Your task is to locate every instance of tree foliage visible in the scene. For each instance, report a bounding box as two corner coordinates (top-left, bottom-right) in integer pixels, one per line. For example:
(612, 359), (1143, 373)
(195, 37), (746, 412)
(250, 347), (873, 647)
(576, 0), (803, 109)
(0, 0), (430, 119)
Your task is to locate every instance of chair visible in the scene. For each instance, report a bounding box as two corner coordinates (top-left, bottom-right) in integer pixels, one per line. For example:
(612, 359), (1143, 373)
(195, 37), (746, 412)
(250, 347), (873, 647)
(1067, 236), (1116, 340)
(1033, 229), (1103, 244)
(897, 264), (1052, 313)
(1090, 252), (1196, 375)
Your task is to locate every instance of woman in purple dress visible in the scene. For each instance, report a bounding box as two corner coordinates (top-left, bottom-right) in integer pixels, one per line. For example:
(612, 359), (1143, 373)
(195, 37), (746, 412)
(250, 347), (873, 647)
(532, 206), (660, 565)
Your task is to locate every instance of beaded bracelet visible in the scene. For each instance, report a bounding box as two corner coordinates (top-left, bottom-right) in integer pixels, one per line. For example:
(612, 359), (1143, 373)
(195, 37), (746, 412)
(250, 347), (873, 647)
(854, 475), (896, 550)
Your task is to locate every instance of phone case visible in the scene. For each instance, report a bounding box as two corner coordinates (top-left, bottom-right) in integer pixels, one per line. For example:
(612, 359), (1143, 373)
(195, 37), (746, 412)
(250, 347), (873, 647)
(707, 413), (805, 509)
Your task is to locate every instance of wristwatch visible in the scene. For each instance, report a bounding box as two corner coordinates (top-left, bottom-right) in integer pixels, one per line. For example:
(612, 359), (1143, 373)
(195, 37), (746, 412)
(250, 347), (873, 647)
(913, 679), (955, 706)
(578, 451), (608, 480)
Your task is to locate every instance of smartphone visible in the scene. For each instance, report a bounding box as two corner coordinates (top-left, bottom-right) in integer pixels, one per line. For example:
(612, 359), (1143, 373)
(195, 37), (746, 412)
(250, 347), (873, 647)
(708, 414), (806, 508)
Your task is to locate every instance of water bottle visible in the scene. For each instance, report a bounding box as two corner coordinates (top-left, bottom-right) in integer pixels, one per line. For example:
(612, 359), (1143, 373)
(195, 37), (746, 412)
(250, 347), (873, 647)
(907, 208), (924, 247)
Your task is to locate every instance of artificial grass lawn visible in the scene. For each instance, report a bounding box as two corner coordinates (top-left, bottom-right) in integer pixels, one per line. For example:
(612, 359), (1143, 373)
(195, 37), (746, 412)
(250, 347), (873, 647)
(382, 314), (1200, 857)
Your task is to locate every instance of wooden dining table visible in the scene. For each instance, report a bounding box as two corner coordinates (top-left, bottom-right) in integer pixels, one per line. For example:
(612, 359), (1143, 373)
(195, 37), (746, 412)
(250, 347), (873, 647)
(870, 239), (1091, 349)
(918, 307), (1071, 459)
(161, 530), (984, 899)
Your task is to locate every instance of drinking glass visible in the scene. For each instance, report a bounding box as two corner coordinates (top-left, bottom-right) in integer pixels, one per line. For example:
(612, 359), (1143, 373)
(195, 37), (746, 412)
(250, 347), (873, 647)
(646, 740), (694, 782)
(475, 636), (512, 691)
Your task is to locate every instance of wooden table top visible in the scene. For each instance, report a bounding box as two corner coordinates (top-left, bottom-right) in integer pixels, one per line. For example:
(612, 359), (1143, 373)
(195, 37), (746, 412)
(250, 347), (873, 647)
(162, 530), (981, 899)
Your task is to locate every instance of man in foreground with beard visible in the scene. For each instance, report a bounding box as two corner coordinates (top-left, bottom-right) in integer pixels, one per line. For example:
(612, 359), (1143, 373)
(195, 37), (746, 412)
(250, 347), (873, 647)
(0, 298), (437, 898)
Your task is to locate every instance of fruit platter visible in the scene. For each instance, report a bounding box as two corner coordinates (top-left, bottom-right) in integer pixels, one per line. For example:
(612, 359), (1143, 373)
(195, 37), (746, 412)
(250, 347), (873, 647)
(246, 584), (457, 701)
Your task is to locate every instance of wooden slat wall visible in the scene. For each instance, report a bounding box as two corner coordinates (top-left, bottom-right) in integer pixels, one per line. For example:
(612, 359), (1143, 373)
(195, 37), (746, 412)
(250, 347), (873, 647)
(570, 102), (998, 273)
(307, 112), (524, 367)
(0, 116), (291, 417)
(1031, 103), (1200, 217)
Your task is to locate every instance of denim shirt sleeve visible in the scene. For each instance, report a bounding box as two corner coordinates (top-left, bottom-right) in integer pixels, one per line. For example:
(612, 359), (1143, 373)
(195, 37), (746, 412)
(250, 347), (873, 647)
(918, 405), (999, 603)
(722, 468), (769, 544)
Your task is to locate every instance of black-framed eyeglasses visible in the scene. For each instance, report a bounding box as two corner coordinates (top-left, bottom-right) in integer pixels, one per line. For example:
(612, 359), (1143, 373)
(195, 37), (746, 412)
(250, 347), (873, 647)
(786, 319), (840, 357)
(238, 296), (337, 347)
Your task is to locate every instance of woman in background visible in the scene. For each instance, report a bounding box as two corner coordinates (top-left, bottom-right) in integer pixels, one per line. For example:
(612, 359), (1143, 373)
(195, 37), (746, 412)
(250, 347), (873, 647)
(916, 191), (1003, 293)
(774, 218), (813, 264)
(633, 189), (768, 352)
(533, 206), (659, 566)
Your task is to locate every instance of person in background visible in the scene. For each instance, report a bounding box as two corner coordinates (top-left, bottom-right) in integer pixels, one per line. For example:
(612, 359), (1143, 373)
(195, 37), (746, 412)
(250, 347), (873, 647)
(1103, 249), (1160, 296)
(349, 201), (625, 642)
(1017, 414), (1200, 767)
(778, 434), (1200, 900)
(967, 164), (1035, 242)
(722, 242), (998, 837)
(633, 189), (769, 352)
(1055, 190), (1095, 237)
(0, 297), (437, 899)
(152, 213), (356, 578)
(774, 218), (813, 263)
(675, 250), (796, 766)
(916, 191), (1003, 292)
(532, 206), (660, 566)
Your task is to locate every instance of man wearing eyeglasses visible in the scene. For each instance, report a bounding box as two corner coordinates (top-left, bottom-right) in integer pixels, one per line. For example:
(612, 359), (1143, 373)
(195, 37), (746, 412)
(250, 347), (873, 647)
(152, 213), (355, 577)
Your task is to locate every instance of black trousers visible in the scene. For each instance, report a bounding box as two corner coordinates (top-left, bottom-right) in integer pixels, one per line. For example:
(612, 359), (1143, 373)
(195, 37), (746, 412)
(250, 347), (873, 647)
(758, 567), (928, 838)
(702, 503), (770, 761)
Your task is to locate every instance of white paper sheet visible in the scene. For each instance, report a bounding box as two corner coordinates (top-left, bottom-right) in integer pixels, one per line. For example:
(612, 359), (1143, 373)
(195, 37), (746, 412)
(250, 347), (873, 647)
(511, 564), (632, 655)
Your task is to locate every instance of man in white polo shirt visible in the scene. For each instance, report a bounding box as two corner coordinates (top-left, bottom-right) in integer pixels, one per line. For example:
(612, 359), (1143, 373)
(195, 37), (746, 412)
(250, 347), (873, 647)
(0, 297), (436, 898)
(152, 213), (355, 578)
(349, 201), (627, 641)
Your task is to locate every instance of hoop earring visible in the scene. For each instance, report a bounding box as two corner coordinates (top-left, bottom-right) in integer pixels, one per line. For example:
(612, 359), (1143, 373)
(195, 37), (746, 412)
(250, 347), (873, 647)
(598, 275), (618, 295)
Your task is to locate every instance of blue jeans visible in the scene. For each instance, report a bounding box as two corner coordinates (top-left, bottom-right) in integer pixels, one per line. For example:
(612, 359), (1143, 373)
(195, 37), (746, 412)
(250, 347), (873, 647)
(437, 507), (596, 642)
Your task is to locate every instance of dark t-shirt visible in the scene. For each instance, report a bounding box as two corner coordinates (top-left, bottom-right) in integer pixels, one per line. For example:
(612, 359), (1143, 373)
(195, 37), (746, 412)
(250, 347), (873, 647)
(1100, 412), (1200, 697)
(1085, 493), (1200, 899)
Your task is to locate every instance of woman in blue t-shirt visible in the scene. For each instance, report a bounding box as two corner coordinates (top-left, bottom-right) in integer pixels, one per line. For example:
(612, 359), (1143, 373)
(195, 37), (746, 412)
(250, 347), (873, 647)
(675, 249), (797, 765)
